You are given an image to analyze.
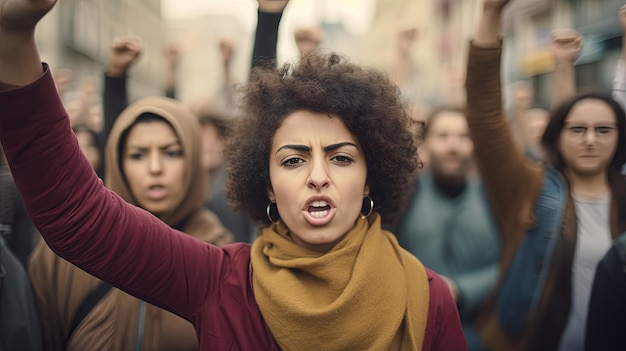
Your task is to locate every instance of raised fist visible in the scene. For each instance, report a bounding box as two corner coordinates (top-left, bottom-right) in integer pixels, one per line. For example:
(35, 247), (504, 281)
(294, 27), (323, 56)
(257, 0), (289, 14)
(396, 27), (418, 57)
(164, 44), (180, 71)
(218, 39), (235, 65)
(0, 0), (57, 34)
(550, 29), (583, 64)
(107, 36), (143, 77)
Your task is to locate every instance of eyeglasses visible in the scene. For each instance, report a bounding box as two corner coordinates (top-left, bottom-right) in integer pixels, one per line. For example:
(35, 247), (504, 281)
(565, 125), (617, 139)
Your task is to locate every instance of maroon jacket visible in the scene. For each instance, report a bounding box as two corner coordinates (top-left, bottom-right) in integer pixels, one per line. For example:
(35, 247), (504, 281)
(0, 66), (467, 351)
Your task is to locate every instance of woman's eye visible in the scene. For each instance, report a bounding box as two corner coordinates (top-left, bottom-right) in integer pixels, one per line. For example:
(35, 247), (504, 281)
(569, 127), (586, 134)
(129, 153), (144, 160)
(596, 127), (614, 135)
(166, 150), (183, 158)
(332, 155), (353, 165)
(282, 157), (304, 168)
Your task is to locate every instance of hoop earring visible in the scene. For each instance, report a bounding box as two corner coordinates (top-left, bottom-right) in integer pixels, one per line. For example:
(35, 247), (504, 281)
(361, 196), (374, 218)
(266, 202), (280, 223)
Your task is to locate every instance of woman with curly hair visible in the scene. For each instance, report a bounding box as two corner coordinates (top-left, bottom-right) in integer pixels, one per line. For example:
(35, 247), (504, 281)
(0, 1), (465, 350)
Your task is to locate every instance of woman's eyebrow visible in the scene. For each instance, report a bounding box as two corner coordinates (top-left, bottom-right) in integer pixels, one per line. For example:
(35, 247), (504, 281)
(323, 142), (358, 152)
(276, 144), (311, 154)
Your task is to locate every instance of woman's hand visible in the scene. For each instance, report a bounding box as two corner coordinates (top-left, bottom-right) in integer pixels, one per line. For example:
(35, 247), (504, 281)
(474, 0), (514, 47)
(257, 0), (289, 14)
(0, 0), (57, 86)
(0, 0), (56, 33)
(107, 36), (143, 78)
(551, 29), (583, 65)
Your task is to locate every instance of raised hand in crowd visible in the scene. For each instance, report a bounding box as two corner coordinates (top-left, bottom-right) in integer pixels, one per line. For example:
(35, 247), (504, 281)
(218, 39), (234, 86)
(620, 4), (626, 63)
(614, 5), (626, 108)
(163, 43), (180, 98)
(294, 26), (323, 57)
(396, 26), (418, 58)
(474, 0), (511, 47)
(0, 0), (56, 86)
(551, 29), (583, 63)
(107, 36), (143, 78)
(251, 0), (289, 69)
(257, 0), (289, 13)
(218, 39), (234, 67)
(164, 43), (180, 72)
(551, 29), (583, 107)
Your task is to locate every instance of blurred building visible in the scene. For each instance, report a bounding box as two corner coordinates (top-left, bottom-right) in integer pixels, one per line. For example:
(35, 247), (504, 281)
(36, 0), (166, 99)
(165, 13), (251, 105)
(363, 0), (479, 107)
(504, 0), (622, 109)
(164, 0), (376, 104)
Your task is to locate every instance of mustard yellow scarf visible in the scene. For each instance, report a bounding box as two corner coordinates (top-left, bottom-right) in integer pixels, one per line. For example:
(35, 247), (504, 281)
(250, 213), (429, 351)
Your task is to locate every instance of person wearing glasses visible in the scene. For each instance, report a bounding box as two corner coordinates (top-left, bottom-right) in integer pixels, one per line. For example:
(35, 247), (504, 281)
(0, 0), (467, 350)
(465, 1), (626, 350)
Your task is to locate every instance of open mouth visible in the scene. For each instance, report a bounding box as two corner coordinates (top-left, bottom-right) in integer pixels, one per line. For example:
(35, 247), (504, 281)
(147, 185), (167, 200)
(307, 200), (332, 218)
(303, 199), (336, 226)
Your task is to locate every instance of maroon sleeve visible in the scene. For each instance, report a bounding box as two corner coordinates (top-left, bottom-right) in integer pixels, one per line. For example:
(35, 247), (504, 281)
(423, 269), (468, 351)
(0, 65), (225, 321)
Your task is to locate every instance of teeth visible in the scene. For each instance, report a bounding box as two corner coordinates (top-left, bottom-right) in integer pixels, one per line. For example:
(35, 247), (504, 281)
(310, 210), (329, 218)
(311, 200), (328, 208)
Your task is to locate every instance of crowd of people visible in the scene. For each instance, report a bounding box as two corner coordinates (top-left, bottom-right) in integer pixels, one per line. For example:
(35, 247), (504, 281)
(0, 0), (625, 350)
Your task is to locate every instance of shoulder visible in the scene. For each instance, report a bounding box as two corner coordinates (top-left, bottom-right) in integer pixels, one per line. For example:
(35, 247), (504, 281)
(425, 268), (451, 308)
(424, 268), (467, 351)
(425, 269), (459, 322)
(221, 243), (253, 275)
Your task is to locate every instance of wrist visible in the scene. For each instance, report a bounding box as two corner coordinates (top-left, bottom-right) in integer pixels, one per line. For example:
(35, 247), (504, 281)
(106, 65), (126, 78)
(554, 59), (575, 68)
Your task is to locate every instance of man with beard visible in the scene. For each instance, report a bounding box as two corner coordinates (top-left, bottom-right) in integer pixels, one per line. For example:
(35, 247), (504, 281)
(396, 107), (500, 351)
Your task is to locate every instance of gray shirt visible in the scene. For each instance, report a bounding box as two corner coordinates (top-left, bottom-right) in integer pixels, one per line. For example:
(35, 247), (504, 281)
(559, 194), (612, 351)
(396, 173), (500, 322)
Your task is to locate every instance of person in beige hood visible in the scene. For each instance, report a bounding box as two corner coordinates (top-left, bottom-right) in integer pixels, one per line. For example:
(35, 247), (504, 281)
(28, 97), (234, 351)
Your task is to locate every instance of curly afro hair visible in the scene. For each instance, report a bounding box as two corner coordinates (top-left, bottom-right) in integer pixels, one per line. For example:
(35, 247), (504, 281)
(226, 52), (418, 225)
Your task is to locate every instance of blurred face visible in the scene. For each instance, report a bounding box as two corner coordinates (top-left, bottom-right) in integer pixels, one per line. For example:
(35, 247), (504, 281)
(75, 130), (100, 172)
(200, 124), (224, 174)
(122, 121), (186, 216)
(425, 111), (473, 179)
(559, 99), (618, 176)
(268, 110), (369, 253)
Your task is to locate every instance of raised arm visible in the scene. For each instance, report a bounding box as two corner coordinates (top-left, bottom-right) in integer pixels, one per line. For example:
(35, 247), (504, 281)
(613, 6), (626, 108)
(102, 36), (142, 144)
(251, 0), (288, 70)
(550, 29), (583, 108)
(0, 0), (226, 322)
(164, 43), (179, 99)
(0, 0), (50, 86)
(466, 0), (542, 226)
